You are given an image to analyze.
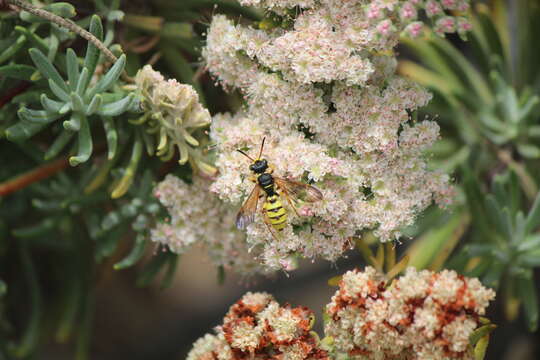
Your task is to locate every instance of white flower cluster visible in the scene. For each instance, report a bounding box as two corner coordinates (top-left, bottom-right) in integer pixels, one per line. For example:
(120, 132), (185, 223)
(325, 267), (496, 360)
(151, 175), (268, 277)
(134, 66), (215, 175)
(187, 292), (329, 360)
(198, 0), (468, 271)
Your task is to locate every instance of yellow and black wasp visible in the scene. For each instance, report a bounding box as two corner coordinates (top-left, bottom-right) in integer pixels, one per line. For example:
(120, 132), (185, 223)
(236, 138), (323, 237)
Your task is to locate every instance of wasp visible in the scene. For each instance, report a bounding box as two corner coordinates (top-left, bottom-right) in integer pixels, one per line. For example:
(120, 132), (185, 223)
(235, 138), (323, 237)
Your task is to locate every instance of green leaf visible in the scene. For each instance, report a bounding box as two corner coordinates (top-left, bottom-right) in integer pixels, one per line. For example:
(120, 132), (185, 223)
(463, 166), (493, 238)
(111, 133), (143, 198)
(6, 107), (62, 141)
(87, 54), (126, 98)
(529, 125), (540, 137)
(517, 271), (538, 331)
(485, 195), (512, 241)
(10, 244), (42, 357)
(44, 130), (75, 160)
(63, 115), (81, 131)
(12, 218), (57, 238)
(5, 120), (48, 141)
(407, 212), (465, 270)
(55, 275), (81, 343)
(469, 324), (497, 347)
(97, 93), (134, 116)
(519, 249), (540, 267)
(83, 16), (103, 79)
(482, 261), (504, 289)
(20, 2), (76, 23)
(474, 334), (490, 360)
(517, 234), (540, 252)
(518, 95), (539, 120)
(0, 279), (6, 296)
(47, 33), (59, 62)
(0, 35), (26, 65)
(69, 115), (93, 166)
(525, 190), (540, 234)
(517, 143), (540, 159)
(70, 92), (85, 113)
(327, 275), (342, 286)
(96, 227), (123, 262)
(160, 254), (179, 289)
(49, 79), (70, 102)
(66, 48), (80, 91)
(161, 22), (193, 38)
(217, 265), (226, 285)
(0, 64), (36, 80)
(40, 94), (66, 113)
(114, 233), (147, 270)
(14, 25), (48, 54)
(18, 107), (62, 124)
(29, 48), (68, 93)
(102, 117), (118, 160)
(86, 94), (102, 116)
(76, 67), (91, 96)
(430, 35), (493, 107)
(136, 250), (169, 287)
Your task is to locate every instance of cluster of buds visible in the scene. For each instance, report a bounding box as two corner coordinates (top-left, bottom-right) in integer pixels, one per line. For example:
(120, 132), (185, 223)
(325, 267), (496, 359)
(187, 292), (329, 359)
(133, 65), (215, 176)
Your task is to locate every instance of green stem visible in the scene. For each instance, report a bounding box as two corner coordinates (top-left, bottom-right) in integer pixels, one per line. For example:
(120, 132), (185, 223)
(7, 0), (117, 62)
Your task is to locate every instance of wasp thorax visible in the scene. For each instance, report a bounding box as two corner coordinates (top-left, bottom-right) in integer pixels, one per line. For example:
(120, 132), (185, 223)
(257, 173), (274, 187)
(250, 159), (268, 174)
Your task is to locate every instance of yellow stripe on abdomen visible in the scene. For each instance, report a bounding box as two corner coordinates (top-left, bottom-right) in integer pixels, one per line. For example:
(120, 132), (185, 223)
(264, 196), (288, 231)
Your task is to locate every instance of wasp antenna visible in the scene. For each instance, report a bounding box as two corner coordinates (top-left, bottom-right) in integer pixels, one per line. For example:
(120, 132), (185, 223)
(258, 137), (266, 159)
(237, 149), (255, 161)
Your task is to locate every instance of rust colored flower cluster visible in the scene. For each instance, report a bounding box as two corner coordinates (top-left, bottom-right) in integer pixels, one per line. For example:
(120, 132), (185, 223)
(325, 267), (495, 360)
(187, 292), (329, 360)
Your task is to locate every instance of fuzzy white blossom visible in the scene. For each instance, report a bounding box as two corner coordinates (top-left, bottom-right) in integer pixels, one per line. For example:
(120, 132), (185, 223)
(198, 0), (469, 271)
(151, 175), (268, 276)
(325, 267), (495, 360)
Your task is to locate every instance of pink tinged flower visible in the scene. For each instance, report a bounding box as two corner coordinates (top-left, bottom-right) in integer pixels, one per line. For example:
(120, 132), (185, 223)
(458, 17), (473, 33)
(376, 19), (394, 36)
(366, 3), (384, 19)
(400, 2), (418, 21)
(435, 16), (457, 35)
(404, 22), (425, 38)
(457, 0), (471, 11)
(425, 0), (443, 17)
(442, 0), (457, 8)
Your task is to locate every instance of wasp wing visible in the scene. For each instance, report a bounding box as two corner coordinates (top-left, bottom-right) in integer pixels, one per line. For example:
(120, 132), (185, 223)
(236, 184), (261, 230)
(274, 177), (323, 203)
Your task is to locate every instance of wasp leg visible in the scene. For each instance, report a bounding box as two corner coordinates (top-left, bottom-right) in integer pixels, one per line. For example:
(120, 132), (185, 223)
(262, 208), (281, 242)
(249, 175), (257, 183)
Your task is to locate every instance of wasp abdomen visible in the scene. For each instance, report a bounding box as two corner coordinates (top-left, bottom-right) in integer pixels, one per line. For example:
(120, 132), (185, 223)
(263, 195), (287, 231)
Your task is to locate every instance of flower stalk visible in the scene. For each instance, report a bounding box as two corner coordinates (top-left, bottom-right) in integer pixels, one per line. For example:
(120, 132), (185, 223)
(5, 0), (117, 63)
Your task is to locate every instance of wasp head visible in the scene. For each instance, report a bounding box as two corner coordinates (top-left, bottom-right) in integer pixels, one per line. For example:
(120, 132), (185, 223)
(250, 159), (268, 174)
